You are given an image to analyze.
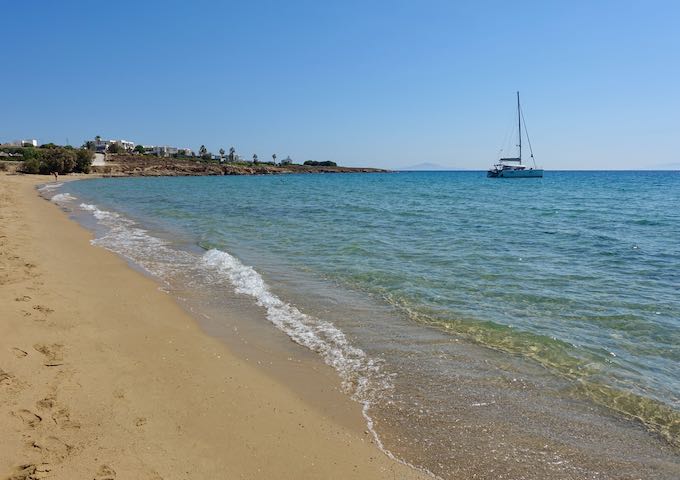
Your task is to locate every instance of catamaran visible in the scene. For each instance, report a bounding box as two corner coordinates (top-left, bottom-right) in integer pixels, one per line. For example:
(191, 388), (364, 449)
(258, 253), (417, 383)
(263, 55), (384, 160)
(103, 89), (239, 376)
(487, 92), (543, 178)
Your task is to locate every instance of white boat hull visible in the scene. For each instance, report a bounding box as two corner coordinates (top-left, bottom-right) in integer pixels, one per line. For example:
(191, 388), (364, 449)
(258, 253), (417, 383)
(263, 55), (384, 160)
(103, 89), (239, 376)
(488, 168), (543, 178)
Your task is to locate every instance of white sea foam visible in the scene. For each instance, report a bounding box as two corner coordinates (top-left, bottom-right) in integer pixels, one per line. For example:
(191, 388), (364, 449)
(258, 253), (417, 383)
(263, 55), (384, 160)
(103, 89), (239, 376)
(201, 248), (390, 400)
(199, 249), (436, 477)
(78, 203), (194, 279)
(38, 182), (63, 191)
(79, 202), (393, 406)
(50, 192), (77, 203)
(75, 202), (436, 478)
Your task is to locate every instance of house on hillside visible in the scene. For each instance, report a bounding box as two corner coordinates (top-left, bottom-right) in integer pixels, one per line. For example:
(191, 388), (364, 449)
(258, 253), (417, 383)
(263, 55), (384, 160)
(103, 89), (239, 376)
(147, 146), (175, 157)
(94, 138), (135, 153)
(7, 139), (38, 147)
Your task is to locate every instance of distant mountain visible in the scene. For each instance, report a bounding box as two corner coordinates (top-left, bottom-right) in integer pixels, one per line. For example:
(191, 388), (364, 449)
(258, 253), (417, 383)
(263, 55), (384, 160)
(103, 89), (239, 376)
(399, 162), (469, 171)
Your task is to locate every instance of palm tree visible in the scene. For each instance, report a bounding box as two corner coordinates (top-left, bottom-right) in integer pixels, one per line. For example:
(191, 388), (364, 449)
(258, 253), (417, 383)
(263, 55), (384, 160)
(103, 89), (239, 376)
(219, 148), (225, 162)
(252, 153), (258, 164)
(272, 153), (277, 165)
(228, 147), (235, 163)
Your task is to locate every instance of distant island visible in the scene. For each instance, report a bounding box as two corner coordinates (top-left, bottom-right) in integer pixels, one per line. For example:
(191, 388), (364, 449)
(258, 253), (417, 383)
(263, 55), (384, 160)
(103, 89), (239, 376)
(0, 137), (386, 176)
(399, 162), (470, 171)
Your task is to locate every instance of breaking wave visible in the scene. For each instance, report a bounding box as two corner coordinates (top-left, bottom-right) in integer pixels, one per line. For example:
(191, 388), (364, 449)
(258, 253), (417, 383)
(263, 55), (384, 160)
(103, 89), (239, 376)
(50, 192), (77, 203)
(38, 182), (64, 191)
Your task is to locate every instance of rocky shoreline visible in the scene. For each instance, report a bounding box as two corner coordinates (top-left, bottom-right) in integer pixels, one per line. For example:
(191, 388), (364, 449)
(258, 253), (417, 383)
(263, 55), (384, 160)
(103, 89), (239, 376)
(91, 154), (388, 176)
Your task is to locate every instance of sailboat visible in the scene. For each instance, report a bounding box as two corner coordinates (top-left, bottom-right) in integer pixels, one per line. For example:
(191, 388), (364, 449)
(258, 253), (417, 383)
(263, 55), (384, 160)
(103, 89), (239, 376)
(487, 92), (543, 178)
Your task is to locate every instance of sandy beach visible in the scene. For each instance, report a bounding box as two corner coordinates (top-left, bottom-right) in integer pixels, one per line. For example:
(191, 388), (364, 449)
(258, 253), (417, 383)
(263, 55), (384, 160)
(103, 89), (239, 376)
(0, 173), (427, 480)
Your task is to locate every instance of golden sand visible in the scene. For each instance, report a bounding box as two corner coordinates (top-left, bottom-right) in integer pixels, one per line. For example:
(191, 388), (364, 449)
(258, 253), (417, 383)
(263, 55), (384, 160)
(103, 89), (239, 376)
(0, 174), (426, 480)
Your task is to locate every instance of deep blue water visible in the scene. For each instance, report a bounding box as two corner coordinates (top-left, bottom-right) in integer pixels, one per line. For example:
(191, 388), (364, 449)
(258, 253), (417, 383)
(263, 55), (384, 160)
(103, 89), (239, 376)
(63, 171), (680, 448)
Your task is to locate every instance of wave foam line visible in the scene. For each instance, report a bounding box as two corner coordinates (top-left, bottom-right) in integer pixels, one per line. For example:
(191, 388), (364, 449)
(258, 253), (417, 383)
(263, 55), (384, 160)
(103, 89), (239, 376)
(51, 193), (78, 203)
(200, 249), (439, 478)
(75, 203), (437, 477)
(78, 203), (194, 280)
(38, 182), (64, 191)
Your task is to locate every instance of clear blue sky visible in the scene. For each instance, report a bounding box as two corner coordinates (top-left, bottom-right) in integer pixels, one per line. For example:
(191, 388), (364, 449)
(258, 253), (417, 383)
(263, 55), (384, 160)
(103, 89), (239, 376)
(3, 1), (679, 169)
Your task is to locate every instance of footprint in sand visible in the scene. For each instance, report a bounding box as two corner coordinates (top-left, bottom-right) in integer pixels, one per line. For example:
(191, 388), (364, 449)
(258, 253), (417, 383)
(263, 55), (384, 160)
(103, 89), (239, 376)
(35, 395), (80, 430)
(36, 395), (56, 410)
(12, 347), (28, 358)
(32, 305), (54, 315)
(29, 305), (53, 323)
(0, 368), (14, 386)
(52, 406), (79, 429)
(31, 436), (72, 461)
(14, 295), (31, 302)
(33, 343), (64, 366)
(95, 464), (117, 480)
(23, 263), (38, 276)
(7, 463), (51, 480)
(12, 409), (42, 428)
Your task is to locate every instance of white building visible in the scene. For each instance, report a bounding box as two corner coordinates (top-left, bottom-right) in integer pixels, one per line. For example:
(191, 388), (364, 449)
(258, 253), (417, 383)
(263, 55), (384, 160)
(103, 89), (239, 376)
(8, 139), (38, 147)
(94, 138), (135, 153)
(143, 145), (192, 157)
(116, 140), (135, 151)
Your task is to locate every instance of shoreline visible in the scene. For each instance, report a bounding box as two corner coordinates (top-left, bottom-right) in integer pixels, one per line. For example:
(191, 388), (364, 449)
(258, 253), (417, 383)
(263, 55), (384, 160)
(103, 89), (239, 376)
(0, 173), (427, 479)
(0, 157), (390, 177)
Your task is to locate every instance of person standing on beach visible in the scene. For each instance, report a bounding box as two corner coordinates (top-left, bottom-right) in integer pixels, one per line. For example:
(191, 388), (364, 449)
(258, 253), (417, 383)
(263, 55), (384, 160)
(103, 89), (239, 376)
(53, 171), (58, 182)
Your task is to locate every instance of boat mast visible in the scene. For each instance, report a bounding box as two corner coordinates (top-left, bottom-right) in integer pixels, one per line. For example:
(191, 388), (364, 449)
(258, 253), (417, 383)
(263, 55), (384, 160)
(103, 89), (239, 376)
(517, 91), (522, 163)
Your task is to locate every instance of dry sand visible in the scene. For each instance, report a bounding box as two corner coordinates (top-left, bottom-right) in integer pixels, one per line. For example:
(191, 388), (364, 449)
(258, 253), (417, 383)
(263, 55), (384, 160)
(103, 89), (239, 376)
(0, 174), (428, 480)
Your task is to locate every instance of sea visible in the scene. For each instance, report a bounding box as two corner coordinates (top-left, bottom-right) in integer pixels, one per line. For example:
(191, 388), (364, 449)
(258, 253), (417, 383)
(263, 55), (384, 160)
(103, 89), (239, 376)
(47, 171), (680, 479)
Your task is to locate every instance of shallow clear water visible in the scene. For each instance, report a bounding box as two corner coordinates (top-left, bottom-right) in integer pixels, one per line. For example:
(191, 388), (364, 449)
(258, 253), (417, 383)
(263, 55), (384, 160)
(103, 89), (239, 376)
(59, 171), (680, 477)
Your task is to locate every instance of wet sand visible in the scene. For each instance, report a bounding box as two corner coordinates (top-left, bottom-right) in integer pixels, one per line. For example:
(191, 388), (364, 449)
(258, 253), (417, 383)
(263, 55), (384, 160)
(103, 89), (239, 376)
(0, 173), (428, 480)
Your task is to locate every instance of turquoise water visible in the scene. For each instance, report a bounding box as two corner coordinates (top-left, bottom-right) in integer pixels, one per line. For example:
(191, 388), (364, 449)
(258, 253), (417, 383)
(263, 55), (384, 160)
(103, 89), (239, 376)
(59, 171), (680, 476)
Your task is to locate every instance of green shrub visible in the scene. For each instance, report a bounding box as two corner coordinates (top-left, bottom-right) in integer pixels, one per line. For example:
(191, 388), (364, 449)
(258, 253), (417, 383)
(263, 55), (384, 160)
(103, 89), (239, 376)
(303, 160), (337, 167)
(21, 158), (41, 174)
(75, 149), (93, 173)
(38, 149), (76, 174)
(16, 147), (91, 174)
(21, 147), (40, 160)
(107, 143), (123, 154)
(0, 146), (25, 156)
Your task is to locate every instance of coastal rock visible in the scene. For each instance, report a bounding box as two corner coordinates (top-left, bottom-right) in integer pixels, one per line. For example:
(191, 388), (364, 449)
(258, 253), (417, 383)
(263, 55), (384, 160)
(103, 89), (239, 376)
(91, 154), (388, 177)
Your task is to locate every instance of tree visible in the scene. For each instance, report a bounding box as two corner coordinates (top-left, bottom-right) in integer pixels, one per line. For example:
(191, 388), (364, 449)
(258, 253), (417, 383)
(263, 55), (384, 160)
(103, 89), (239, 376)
(228, 147), (235, 163)
(252, 154), (258, 164)
(304, 160), (337, 167)
(83, 141), (95, 151)
(75, 149), (94, 173)
(95, 135), (101, 142)
(219, 148), (225, 161)
(134, 145), (145, 154)
(18, 147), (92, 175)
(107, 143), (122, 154)
(272, 153), (277, 165)
(199, 145), (210, 160)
